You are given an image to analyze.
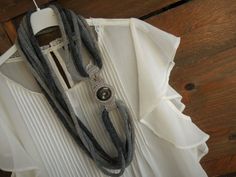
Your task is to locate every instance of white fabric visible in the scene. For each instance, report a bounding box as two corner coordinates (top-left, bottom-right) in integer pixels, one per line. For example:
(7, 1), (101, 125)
(0, 18), (209, 177)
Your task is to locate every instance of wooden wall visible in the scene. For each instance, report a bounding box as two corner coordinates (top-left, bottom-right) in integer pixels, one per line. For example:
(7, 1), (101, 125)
(0, 0), (236, 176)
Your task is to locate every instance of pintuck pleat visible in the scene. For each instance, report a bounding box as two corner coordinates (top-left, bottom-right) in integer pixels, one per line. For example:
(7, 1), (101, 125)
(4, 44), (149, 177)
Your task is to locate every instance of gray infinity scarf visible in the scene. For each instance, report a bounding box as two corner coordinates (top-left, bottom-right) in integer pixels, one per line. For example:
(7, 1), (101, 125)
(16, 4), (135, 177)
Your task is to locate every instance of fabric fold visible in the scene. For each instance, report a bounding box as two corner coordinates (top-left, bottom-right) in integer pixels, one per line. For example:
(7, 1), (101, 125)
(139, 97), (209, 149)
(130, 18), (209, 149)
(130, 18), (181, 119)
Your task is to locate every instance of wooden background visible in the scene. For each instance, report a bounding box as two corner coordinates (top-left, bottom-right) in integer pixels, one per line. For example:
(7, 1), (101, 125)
(0, 0), (236, 176)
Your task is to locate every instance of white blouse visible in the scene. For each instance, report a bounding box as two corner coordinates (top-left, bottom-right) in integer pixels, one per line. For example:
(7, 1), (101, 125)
(0, 18), (209, 177)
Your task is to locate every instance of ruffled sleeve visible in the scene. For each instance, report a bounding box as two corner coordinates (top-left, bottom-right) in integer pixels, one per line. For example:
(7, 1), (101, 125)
(130, 18), (209, 151)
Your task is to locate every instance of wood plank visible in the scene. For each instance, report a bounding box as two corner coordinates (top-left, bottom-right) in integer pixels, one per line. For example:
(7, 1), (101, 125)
(219, 172), (236, 177)
(177, 47), (236, 160)
(202, 155), (236, 177)
(145, 0), (236, 176)
(3, 20), (17, 43)
(0, 24), (12, 55)
(146, 0), (236, 65)
(10, 0), (181, 44)
(58, 0), (180, 18)
(0, 0), (52, 22)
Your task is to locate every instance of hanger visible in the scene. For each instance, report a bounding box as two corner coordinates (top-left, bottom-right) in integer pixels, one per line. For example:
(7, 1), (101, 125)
(0, 0), (58, 66)
(31, 0), (59, 34)
(0, 1), (94, 66)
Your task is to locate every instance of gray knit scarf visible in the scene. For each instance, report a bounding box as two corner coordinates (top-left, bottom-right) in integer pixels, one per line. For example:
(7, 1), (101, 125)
(16, 4), (135, 177)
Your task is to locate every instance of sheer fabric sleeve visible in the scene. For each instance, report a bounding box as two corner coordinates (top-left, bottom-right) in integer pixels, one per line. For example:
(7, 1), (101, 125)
(130, 18), (209, 158)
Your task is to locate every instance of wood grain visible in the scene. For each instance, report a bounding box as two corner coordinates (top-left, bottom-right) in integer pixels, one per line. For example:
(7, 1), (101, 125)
(2, 0), (180, 48)
(145, 0), (236, 176)
(0, 0), (52, 22)
(204, 154), (236, 177)
(11, 0), (180, 28)
(58, 0), (180, 18)
(146, 0), (236, 65)
(3, 20), (17, 43)
(0, 24), (12, 55)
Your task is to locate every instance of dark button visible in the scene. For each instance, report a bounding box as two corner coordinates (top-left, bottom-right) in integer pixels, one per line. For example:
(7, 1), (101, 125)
(96, 87), (112, 101)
